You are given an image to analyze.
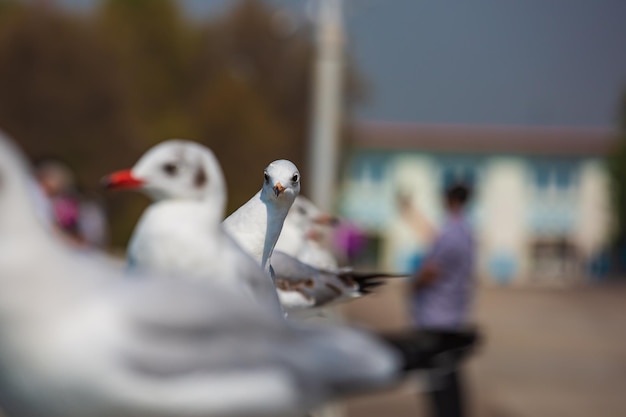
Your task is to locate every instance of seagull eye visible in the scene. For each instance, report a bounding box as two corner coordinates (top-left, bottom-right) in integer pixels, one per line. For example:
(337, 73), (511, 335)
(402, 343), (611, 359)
(264, 172), (270, 183)
(292, 173), (299, 183)
(162, 163), (178, 176)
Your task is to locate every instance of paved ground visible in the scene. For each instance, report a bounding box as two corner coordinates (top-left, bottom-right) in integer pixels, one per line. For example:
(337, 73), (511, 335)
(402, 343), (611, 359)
(330, 281), (626, 417)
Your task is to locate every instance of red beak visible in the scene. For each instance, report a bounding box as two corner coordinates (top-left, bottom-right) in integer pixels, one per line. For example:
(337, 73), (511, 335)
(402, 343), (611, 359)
(101, 169), (144, 190)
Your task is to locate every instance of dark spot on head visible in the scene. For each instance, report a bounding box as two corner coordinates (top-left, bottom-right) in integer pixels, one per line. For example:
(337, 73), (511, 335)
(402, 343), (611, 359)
(162, 163), (178, 176)
(264, 171), (270, 184)
(194, 166), (207, 188)
(292, 173), (299, 183)
(297, 205), (307, 215)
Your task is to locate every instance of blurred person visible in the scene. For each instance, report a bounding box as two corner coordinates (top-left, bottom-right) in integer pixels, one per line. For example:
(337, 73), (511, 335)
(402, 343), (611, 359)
(76, 190), (109, 249)
(35, 159), (82, 241)
(409, 183), (475, 417)
(35, 159), (109, 248)
(334, 221), (368, 266)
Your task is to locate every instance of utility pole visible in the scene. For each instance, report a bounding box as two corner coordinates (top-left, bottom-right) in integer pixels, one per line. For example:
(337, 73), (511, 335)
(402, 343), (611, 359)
(307, 0), (345, 212)
(306, 6), (347, 417)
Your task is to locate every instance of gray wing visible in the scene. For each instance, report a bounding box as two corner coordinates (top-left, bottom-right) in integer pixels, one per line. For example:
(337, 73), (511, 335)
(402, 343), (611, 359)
(271, 251), (362, 311)
(102, 275), (399, 416)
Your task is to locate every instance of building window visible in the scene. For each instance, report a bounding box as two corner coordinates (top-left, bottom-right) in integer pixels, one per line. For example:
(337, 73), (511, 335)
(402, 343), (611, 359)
(534, 166), (551, 189)
(349, 155), (387, 183)
(531, 163), (576, 191)
(441, 165), (476, 190)
(555, 166), (573, 189)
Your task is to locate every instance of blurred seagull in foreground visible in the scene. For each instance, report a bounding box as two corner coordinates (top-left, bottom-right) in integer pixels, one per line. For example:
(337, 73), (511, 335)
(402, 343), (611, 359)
(101, 140), (282, 314)
(0, 131), (479, 417)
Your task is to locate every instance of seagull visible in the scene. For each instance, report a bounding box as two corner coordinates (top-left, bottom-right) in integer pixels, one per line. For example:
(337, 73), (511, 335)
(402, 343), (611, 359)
(0, 131), (479, 417)
(101, 140), (282, 314)
(275, 196), (339, 271)
(271, 251), (406, 313)
(222, 159), (300, 275)
(273, 197), (408, 313)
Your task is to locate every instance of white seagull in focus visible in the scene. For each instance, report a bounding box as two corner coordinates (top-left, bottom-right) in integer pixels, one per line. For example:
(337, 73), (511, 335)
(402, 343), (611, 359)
(0, 130), (479, 417)
(222, 159), (300, 275)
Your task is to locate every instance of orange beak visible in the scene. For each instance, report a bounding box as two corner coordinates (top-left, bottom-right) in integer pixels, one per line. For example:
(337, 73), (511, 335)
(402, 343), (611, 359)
(273, 182), (285, 197)
(101, 169), (144, 190)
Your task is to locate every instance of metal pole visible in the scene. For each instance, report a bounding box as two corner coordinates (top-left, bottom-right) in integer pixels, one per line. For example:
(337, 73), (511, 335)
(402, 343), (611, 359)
(306, 5), (346, 417)
(307, 0), (345, 212)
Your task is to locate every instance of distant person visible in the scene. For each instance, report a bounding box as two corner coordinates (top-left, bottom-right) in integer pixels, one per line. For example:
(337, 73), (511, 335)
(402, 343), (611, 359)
(35, 159), (108, 249)
(410, 183), (475, 417)
(36, 159), (82, 241)
(77, 192), (109, 249)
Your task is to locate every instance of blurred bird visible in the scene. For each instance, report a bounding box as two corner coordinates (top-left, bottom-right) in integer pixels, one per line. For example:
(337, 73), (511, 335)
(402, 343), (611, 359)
(275, 196), (340, 271)
(272, 251), (406, 313)
(101, 140), (282, 314)
(0, 131), (479, 417)
(273, 197), (408, 314)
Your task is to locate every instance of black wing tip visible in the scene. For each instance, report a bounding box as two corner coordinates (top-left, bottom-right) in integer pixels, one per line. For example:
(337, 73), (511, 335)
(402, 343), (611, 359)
(350, 272), (410, 280)
(379, 328), (482, 372)
(346, 272), (408, 295)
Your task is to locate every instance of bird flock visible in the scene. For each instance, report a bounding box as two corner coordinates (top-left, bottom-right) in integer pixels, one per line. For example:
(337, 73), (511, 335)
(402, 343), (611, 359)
(0, 133), (477, 417)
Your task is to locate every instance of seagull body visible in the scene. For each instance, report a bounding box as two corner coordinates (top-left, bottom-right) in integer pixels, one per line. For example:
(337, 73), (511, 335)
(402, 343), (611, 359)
(273, 197), (408, 313)
(0, 132), (479, 417)
(222, 160), (300, 274)
(275, 196), (339, 271)
(103, 140), (281, 313)
(272, 251), (407, 314)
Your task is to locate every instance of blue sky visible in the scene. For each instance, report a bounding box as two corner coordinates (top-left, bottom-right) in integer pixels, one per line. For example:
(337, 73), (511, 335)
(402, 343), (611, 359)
(59, 0), (626, 128)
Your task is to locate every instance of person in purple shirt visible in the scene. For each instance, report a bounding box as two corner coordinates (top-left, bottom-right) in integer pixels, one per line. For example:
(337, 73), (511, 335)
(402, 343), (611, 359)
(411, 183), (475, 417)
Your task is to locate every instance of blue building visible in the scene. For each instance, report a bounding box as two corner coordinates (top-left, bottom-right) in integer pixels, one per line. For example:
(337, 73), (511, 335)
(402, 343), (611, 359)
(339, 121), (615, 286)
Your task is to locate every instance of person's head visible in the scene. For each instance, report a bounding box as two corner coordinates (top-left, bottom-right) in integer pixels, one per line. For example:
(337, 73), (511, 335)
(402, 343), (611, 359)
(35, 159), (75, 198)
(444, 183), (471, 214)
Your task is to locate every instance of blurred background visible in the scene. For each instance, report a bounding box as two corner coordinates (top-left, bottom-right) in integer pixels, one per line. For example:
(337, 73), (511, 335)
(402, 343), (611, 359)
(1, 0), (625, 416)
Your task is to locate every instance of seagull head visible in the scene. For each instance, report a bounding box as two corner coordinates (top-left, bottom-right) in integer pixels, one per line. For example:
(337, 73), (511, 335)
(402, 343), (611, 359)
(262, 160), (300, 203)
(102, 140), (226, 204)
(290, 196), (340, 229)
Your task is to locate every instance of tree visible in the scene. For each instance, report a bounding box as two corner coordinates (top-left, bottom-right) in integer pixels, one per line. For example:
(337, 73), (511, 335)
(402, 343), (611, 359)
(0, 0), (365, 247)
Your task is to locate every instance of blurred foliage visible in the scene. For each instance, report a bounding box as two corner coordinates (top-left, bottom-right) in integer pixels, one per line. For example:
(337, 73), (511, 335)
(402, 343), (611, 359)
(607, 92), (626, 246)
(0, 0), (363, 247)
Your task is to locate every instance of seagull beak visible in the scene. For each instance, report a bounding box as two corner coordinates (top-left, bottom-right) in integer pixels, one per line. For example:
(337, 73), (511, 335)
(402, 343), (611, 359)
(312, 213), (340, 226)
(101, 169), (144, 190)
(273, 182), (285, 197)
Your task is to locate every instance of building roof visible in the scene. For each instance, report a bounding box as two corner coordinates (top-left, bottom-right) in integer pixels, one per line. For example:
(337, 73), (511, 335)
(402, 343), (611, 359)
(353, 121), (618, 157)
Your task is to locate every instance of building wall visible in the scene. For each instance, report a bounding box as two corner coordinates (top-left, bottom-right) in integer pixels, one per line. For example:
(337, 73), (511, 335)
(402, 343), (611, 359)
(479, 157), (529, 284)
(339, 150), (612, 285)
(575, 159), (612, 275)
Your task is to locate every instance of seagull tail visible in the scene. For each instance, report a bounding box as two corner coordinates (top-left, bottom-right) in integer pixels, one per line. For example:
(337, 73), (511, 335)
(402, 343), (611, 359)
(378, 328), (481, 373)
